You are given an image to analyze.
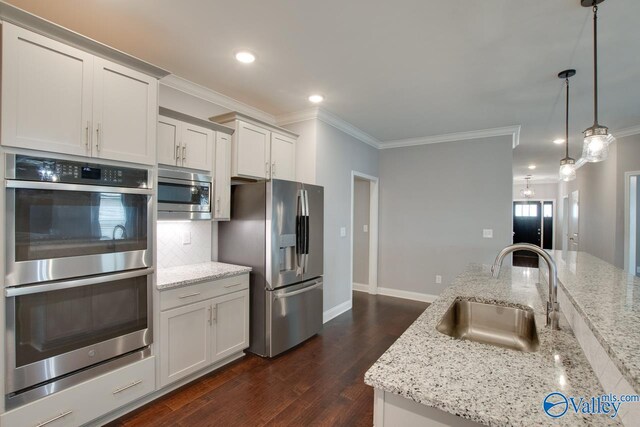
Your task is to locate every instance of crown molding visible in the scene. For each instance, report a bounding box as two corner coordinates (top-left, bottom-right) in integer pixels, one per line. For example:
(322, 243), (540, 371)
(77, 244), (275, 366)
(277, 107), (381, 149)
(614, 124), (640, 138)
(160, 75), (276, 124)
(380, 125), (521, 150)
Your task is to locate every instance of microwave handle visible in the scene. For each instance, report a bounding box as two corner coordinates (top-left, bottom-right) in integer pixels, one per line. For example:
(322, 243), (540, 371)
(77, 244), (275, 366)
(5, 268), (155, 297)
(5, 180), (153, 195)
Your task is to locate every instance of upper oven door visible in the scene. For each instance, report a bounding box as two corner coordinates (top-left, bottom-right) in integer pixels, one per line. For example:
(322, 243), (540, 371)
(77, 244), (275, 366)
(5, 181), (153, 286)
(157, 173), (212, 220)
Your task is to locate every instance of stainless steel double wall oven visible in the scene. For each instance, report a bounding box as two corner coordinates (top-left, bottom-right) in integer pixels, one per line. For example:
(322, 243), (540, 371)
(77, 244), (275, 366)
(4, 154), (154, 408)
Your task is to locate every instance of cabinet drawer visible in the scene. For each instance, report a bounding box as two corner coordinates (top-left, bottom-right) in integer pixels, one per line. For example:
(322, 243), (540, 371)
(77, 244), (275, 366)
(160, 274), (249, 311)
(1, 356), (155, 427)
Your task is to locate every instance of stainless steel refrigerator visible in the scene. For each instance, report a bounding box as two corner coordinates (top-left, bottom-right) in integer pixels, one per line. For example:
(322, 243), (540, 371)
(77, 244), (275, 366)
(218, 179), (324, 357)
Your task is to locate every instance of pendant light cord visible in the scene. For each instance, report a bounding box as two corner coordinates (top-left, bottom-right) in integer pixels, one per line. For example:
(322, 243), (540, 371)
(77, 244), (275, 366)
(593, 3), (599, 125)
(565, 77), (570, 159)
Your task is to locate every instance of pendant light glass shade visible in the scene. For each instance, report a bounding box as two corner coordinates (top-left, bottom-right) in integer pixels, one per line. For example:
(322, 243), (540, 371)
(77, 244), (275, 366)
(559, 158), (577, 182)
(582, 125), (614, 162)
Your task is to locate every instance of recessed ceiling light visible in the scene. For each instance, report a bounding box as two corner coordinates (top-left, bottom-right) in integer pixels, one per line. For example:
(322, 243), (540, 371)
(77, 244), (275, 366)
(235, 51), (255, 64)
(528, 164), (536, 170)
(308, 94), (324, 103)
(553, 138), (565, 145)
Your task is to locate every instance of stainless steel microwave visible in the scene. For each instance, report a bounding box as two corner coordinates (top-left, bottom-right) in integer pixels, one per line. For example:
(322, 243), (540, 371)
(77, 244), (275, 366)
(157, 169), (212, 220)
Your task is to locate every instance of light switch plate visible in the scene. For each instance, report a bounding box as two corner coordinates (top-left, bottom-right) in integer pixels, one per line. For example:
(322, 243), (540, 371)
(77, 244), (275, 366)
(182, 231), (191, 245)
(363, 224), (368, 233)
(435, 275), (442, 284)
(340, 227), (347, 237)
(483, 229), (493, 239)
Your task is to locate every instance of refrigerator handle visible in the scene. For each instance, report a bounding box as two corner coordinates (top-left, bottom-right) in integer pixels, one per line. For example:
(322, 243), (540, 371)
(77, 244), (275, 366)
(302, 190), (310, 273)
(296, 189), (305, 275)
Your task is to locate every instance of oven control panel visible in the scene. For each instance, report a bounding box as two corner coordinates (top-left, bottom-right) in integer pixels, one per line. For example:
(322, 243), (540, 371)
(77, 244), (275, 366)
(12, 155), (149, 188)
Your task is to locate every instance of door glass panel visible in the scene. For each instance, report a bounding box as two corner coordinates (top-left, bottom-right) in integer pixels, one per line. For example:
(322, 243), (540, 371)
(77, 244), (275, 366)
(158, 183), (209, 205)
(14, 276), (148, 367)
(15, 189), (147, 261)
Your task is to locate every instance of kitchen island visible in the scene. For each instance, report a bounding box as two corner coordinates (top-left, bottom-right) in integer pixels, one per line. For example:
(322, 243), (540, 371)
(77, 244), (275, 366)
(364, 264), (620, 426)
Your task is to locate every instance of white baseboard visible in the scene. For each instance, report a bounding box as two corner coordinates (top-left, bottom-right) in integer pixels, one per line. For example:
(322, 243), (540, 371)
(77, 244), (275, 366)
(376, 286), (438, 303)
(353, 282), (370, 292)
(323, 299), (352, 323)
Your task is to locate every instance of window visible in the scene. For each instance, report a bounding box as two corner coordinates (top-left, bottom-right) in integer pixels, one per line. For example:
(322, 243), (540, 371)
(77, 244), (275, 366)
(543, 204), (553, 218)
(514, 203), (538, 218)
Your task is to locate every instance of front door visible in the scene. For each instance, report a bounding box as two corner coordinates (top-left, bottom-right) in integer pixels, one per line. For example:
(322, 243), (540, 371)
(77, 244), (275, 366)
(513, 201), (541, 267)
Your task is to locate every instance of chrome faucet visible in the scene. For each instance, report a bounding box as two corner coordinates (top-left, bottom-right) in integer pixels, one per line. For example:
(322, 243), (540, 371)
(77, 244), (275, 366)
(491, 243), (560, 330)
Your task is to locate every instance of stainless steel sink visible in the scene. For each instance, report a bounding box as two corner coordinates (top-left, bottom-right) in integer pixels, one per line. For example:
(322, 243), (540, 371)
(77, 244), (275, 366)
(436, 298), (540, 352)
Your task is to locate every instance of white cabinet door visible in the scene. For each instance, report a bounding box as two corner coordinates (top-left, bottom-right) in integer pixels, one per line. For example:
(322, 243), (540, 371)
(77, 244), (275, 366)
(182, 123), (214, 172)
(271, 132), (296, 181)
(1, 23), (93, 157)
(212, 290), (250, 362)
(235, 120), (270, 179)
(92, 57), (157, 165)
(214, 132), (232, 220)
(160, 300), (212, 387)
(157, 116), (181, 166)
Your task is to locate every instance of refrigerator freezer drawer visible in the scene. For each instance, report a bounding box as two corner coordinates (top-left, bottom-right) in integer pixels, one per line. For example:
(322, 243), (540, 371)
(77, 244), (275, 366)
(267, 278), (323, 357)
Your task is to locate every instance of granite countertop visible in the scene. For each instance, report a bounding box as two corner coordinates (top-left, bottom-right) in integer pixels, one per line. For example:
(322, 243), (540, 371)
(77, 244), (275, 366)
(544, 250), (640, 393)
(364, 265), (618, 426)
(157, 261), (251, 290)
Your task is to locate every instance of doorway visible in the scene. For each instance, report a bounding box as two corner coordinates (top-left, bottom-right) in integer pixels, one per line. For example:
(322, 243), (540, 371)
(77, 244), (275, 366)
(350, 171), (379, 295)
(512, 200), (555, 267)
(624, 172), (640, 277)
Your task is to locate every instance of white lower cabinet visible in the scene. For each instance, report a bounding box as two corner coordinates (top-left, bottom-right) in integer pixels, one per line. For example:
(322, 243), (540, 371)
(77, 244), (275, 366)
(159, 275), (250, 387)
(0, 357), (155, 427)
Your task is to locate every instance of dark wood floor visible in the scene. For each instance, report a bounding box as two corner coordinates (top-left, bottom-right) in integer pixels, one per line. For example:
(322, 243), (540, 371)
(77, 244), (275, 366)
(107, 292), (428, 427)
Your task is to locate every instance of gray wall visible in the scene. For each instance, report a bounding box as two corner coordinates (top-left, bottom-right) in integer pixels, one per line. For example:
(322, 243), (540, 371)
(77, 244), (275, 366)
(378, 136), (513, 295)
(557, 134), (640, 268)
(637, 181), (640, 276)
(316, 121), (379, 311)
(353, 178), (370, 284)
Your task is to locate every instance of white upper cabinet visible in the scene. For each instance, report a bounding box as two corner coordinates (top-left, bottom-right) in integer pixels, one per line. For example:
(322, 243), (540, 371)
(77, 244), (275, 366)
(270, 132), (296, 181)
(157, 116), (181, 166)
(210, 113), (297, 181)
(1, 23), (161, 165)
(214, 132), (232, 220)
(156, 115), (214, 172)
(1, 23), (93, 157)
(236, 120), (271, 179)
(92, 58), (157, 165)
(182, 123), (214, 171)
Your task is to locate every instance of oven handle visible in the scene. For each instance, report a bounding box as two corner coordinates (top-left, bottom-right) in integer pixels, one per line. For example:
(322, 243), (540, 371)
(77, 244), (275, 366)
(5, 180), (153, 195)
(5, 268), (155, 297)
(158, 177), (212, 187)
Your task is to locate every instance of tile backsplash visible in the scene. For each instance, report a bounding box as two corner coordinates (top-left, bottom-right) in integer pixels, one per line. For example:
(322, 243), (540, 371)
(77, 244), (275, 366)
(157, 221), (212, 268)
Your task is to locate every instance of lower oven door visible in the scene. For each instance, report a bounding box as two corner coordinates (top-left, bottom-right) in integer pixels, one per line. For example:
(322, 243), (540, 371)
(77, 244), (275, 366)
(5, 268), (153, 395)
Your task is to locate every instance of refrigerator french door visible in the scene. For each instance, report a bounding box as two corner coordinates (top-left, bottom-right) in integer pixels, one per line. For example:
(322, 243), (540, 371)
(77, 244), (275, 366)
(219, 179), (324, 357)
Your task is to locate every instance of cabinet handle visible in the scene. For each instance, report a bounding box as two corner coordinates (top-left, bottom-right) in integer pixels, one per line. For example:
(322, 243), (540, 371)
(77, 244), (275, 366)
(224, 283), (244, 289)
(272, 162), (276, 177)
(175, 145), (181, 163)
(183, 146), (187, 164)
(212, 306), (217, 323)
(35, 410), (73, 427)
(178, 292), (201, 299)
(265, 161), (270, 178)
(216, 197), (220, 213)
(112, 379), (143, 395)
(208, 306), (213, 325)
(95, 123), (101, 152)
(85, 121), (90, 150)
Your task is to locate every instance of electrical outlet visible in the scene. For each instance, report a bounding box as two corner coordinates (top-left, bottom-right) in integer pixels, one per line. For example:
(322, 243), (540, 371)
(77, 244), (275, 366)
(435, 275), (442, 284)
(340, 227), (347, 237)
(363, 224), (368, 233)
(182, 231), (191, 245)
(483, 229), (493, 239)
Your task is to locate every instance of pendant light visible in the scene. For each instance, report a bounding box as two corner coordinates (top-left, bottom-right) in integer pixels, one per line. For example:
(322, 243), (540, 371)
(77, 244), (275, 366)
(582, 0), (614, 162)
(558, 69), (577, 182)
(520, 176), (535, 199)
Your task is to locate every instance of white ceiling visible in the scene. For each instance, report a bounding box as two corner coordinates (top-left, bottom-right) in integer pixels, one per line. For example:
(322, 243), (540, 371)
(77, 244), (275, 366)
(6, 0), (640, 182)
